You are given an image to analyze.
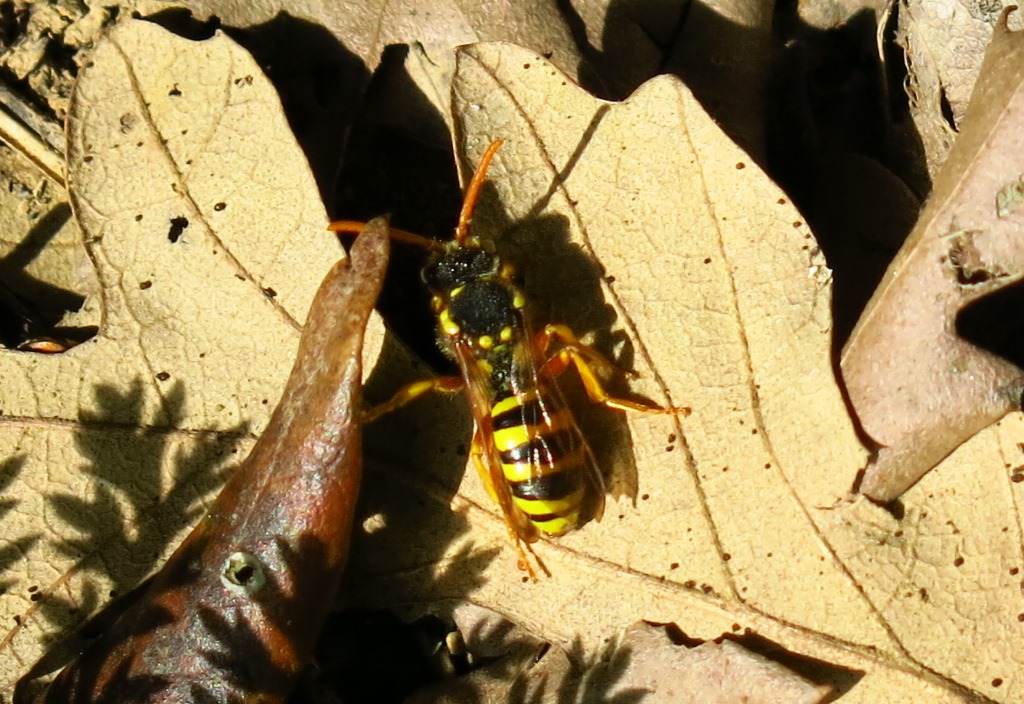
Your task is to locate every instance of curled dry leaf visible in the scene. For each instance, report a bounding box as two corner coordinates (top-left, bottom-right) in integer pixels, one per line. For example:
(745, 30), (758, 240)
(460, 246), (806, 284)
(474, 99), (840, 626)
(842, 10), (1024, 502)
(0, 19), (385, 696)
(579, 622), (829, 704)
(413, 614), (828, 704)
(29, 218), (388, 703)
(340, 42), (1024, 702)
(895, 0), (1016, 178)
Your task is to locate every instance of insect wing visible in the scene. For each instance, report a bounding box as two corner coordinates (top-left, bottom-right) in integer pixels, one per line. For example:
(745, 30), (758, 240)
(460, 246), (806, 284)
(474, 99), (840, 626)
(507, 329), (607, 528)
(449, 338), (538, 543)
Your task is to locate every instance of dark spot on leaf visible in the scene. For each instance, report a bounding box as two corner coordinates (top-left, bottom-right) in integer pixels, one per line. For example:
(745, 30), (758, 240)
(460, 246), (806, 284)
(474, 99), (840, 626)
(735, 162), (745, 169)
(168, 84), (181, 96)
(168, 216), (189, 243)
(139, 280), (152, 290)
(954, 556), (965, 567)
(134, 213), (143, 221)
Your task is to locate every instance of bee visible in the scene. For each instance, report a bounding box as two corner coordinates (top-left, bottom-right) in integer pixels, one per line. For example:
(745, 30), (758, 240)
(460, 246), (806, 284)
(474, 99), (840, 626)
(331, 140), (684, 578)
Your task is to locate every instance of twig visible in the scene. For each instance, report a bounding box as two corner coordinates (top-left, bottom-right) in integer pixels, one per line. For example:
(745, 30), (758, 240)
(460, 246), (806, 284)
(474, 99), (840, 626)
(0, 82), (65, 187)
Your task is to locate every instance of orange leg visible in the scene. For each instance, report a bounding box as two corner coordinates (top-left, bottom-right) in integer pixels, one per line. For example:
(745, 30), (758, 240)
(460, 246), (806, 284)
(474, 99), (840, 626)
(362, 376), (464, 424)
(537, 324), (690, 416)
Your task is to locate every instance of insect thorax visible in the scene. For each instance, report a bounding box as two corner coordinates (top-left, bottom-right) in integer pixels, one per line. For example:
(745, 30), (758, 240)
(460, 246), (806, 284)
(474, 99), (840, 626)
(423, 242), (527, 394)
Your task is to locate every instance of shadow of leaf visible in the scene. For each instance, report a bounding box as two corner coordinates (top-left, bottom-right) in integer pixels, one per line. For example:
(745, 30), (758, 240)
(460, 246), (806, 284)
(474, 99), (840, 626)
(37, 377), (246, 635)
(0, 455), (40, 596)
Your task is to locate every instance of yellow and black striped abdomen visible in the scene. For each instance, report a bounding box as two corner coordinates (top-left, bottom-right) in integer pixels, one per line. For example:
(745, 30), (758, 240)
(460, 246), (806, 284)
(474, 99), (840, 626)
(490, 388), (592, 537)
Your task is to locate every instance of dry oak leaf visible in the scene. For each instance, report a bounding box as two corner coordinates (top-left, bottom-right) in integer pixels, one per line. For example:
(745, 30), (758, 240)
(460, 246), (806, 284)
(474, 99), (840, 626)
(340, 42), (1024, 703)
(0, 19), (373, 695)
(842, 10), (1024, 502)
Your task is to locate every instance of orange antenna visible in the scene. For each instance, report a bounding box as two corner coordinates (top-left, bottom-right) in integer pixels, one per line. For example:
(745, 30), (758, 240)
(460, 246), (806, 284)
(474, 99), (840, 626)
(454, 139), (503, 246)
(329, 220), (445, 252)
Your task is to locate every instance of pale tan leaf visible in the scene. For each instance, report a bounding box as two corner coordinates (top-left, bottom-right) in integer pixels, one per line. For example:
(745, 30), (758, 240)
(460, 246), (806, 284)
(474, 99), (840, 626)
(336, 41), (1024, 702)
(0, 19), (367, 694)
(842, 10), (1024, 501)
(445, 39), (870, 645)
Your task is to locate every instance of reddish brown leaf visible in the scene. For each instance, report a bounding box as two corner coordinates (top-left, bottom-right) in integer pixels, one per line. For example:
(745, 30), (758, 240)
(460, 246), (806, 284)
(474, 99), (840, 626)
(842, 10), (1024, 502)
(29, 219), (389, 703)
